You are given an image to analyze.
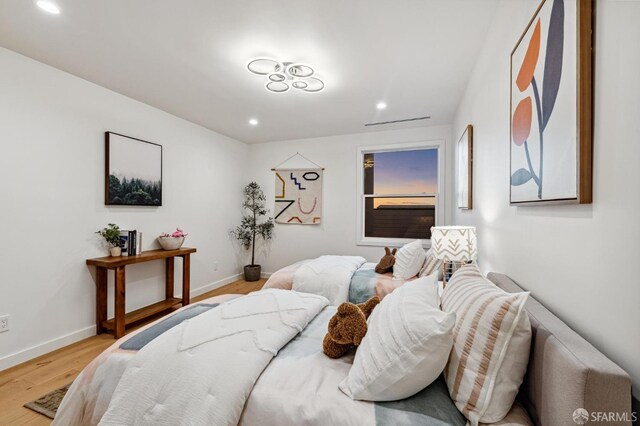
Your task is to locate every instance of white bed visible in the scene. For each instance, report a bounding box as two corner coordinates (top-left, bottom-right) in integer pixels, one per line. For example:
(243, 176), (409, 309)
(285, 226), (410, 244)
(54, 268), (632, 426)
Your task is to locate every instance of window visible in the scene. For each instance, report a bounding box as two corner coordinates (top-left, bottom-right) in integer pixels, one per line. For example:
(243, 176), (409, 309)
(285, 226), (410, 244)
(357, 141), (444, 246)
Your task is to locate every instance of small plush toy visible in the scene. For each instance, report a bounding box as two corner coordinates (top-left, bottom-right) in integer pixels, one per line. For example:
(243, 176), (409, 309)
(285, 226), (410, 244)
(323, 296), (381, 358)
(375, 247), (397, 274)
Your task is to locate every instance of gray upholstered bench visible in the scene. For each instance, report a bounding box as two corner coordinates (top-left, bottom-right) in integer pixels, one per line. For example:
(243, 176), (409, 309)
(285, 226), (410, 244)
(488, 273), (633, 426)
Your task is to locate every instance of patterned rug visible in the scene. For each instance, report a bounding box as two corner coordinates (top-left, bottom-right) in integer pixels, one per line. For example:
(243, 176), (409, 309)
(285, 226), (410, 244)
(24, 383), (71, 419)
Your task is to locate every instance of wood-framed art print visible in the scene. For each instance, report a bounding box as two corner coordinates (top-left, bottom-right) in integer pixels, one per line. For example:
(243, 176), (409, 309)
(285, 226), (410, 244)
(457, 125), (473, 210)
(510, 0), (593, 206)
(105, 132), (162, 206)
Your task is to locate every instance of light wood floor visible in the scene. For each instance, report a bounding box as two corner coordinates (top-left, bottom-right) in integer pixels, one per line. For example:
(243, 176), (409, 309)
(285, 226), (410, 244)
(0, 278), (266, 425)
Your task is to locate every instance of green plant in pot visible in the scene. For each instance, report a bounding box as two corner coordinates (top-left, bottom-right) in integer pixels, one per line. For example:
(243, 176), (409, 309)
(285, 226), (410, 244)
(232, 182), (274, 281)
(96, 223), (123, 256)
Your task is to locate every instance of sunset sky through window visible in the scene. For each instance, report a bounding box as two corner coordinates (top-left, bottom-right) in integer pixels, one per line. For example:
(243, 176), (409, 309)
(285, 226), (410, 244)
(371, 149), (437, 207)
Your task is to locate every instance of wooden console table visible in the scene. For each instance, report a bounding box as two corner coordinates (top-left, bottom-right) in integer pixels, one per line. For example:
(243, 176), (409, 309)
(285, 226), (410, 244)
(86, 247), (196, 339)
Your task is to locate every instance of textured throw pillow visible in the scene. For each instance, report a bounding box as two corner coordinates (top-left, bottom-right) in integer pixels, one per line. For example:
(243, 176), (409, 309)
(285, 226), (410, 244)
(418, 248), (442, 278)
(393, 240), (426, 279)
(339, 275), (455, 401)
(440, 264), (531, 425)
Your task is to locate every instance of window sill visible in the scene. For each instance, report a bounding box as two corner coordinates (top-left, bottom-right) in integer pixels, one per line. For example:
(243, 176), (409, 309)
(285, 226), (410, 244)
(357, 237), (432, 249)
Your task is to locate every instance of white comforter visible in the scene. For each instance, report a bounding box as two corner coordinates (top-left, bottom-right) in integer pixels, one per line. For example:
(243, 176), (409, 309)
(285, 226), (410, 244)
(97, 289), (328, 426)
(292, 255), (366, 305)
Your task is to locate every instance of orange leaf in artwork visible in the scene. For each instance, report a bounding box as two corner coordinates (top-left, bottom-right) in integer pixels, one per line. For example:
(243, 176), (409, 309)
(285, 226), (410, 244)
(516, 19), (541, 92)
(512, 97), (532, 146)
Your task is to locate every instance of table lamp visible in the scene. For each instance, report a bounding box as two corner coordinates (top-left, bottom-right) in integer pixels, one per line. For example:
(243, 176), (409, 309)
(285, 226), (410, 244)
(430, 226), (477, 287)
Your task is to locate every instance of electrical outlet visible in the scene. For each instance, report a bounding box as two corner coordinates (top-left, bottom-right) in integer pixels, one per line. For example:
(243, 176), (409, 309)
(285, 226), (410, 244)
(0, 315), (9, 333)
(213, 261), (218, 271)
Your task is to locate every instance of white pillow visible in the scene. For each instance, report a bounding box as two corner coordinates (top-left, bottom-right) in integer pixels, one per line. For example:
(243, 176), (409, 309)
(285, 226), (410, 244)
(339, 275), (455, 401)
(418, 248), (442, 278)
(393, 240), (426, 279)
(441, 264), (531, 425)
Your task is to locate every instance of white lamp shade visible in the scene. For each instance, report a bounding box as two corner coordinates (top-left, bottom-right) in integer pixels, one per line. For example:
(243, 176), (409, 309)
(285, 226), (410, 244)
(431, 226), (477, 262)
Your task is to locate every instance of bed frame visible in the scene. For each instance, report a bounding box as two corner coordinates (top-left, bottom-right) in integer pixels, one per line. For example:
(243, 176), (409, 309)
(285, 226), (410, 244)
(488, 273), (633, 426)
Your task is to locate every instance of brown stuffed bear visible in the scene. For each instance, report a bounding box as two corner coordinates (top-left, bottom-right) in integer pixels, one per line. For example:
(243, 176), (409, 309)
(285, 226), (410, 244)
(375, 247), (397, 274)
(322, 296), (380, 358)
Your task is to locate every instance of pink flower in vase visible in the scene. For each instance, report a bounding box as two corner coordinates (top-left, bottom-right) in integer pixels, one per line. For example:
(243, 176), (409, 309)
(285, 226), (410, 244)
(171, 228), (188, 238)
(159, 228), (187, 238)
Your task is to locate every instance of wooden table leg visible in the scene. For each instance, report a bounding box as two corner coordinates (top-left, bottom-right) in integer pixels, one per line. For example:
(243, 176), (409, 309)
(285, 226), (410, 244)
(182, 254), (191, 306)
(166, 257), (175, 299)
(96, 267), (108, 334)
(114, 266), (126, 339)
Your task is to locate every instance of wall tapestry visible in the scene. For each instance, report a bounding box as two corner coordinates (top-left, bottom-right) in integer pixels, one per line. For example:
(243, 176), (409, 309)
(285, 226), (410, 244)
(274, 169), (323, 224)
(457, 125), (473, 210)
(105, 132), (162, 206)
(510, 0), (592, 205)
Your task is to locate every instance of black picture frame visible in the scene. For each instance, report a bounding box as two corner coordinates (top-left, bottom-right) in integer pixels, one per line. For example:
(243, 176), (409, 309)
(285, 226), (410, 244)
(105, 132), (163, 206)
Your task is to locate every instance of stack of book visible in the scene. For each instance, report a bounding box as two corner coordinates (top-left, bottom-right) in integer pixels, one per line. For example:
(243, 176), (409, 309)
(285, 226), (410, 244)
(118, 230), (143, 256)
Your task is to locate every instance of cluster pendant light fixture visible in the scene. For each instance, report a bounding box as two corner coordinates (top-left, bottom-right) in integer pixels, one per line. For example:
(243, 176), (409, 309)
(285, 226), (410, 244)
(247, 58), (325, 93)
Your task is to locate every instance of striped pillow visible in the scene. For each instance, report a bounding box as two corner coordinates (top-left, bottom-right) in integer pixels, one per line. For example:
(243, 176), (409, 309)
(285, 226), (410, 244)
(440, 264), (531, 425)
(418, 248), (442, 278)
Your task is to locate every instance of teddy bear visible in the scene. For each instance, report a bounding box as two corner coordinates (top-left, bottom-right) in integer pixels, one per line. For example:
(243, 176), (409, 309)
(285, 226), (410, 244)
(375, 247), (397, 274)
(322, 296), (380, 358)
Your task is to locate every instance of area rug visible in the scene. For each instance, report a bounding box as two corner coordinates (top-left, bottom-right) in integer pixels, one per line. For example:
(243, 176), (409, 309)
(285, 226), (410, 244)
(24, 383), (71, 419)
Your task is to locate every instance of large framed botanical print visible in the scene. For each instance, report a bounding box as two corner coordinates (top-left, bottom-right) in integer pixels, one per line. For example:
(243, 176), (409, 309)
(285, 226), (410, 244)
(105, 132), (162, 206)
(510, 0), (592, 205)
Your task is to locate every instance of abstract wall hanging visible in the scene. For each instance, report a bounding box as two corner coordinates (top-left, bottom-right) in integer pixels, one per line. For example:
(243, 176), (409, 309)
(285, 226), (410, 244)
(272, 153), (323, 225)
(510, 0), (592, 205)
(457, 125), (473, 210)
(105, 132), (162, 206)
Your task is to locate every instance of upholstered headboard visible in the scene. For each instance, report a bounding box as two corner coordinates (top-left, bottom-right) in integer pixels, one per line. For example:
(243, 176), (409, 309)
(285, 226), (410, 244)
(487, 272), (633, 426)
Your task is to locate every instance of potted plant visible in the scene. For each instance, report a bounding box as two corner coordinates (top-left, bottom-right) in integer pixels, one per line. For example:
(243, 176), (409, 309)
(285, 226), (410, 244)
(96, 223), (123, 256)
(232, 182), (274, 281)
(158, 228), (187, 250)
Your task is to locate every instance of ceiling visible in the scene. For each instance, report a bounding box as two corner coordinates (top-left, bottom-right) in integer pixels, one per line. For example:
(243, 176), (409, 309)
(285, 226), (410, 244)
(0, 0), (498, 143)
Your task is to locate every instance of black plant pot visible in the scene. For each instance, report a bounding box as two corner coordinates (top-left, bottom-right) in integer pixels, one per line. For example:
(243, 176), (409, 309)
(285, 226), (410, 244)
(244, 265), (262, 282)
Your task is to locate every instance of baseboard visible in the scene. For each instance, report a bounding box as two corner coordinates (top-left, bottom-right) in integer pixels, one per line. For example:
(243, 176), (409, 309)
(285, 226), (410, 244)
(261, 271), (273, 278)
(0, 325), (95, 372)
(190, 273), (244, 297)
(0, 272), (246, 373)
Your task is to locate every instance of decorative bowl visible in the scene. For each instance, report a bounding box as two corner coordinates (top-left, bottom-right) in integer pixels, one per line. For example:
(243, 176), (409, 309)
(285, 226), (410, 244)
(157, 236), (185, 250)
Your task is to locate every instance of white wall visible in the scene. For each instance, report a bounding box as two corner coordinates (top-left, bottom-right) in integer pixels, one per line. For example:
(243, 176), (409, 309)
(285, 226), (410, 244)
(0, 47), (249, 370)
(248, 125), (453, 273)
(451, 0), (640, 397)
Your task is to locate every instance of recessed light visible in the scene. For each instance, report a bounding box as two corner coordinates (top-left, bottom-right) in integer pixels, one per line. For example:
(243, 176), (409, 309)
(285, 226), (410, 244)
(36, 0), (61, 14)
(249, 118), (259, 126)
(376, 102), (387, 110)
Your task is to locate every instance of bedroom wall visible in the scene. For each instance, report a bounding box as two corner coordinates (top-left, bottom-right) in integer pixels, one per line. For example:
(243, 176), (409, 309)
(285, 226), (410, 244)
(248, 124), (454, 273)
(0, 47), (248, 370)
(451, 0), (640, 400)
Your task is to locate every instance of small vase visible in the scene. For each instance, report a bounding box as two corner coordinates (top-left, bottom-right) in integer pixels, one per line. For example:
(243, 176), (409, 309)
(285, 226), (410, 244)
(110, 247), (122, 257)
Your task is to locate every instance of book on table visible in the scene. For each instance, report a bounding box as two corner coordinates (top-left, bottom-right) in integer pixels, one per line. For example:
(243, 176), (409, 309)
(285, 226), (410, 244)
(136, 232), (143, 255)
(119, 231), (129, 256)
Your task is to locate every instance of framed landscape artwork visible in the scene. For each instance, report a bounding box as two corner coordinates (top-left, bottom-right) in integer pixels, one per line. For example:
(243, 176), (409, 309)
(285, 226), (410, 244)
(457, 125), (473, 210)
(105, 132), (162, 206)
(510, 0), (592, 205)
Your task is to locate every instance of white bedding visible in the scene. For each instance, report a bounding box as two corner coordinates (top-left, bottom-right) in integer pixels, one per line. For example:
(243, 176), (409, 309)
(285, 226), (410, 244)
(292, 255), (366, 305)
(96, 290), (328, 426)
(55, 290), (531, 426)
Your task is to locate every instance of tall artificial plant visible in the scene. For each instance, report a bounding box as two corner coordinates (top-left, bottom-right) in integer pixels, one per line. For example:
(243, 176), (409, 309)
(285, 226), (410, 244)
(232, 182), (274, 266)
